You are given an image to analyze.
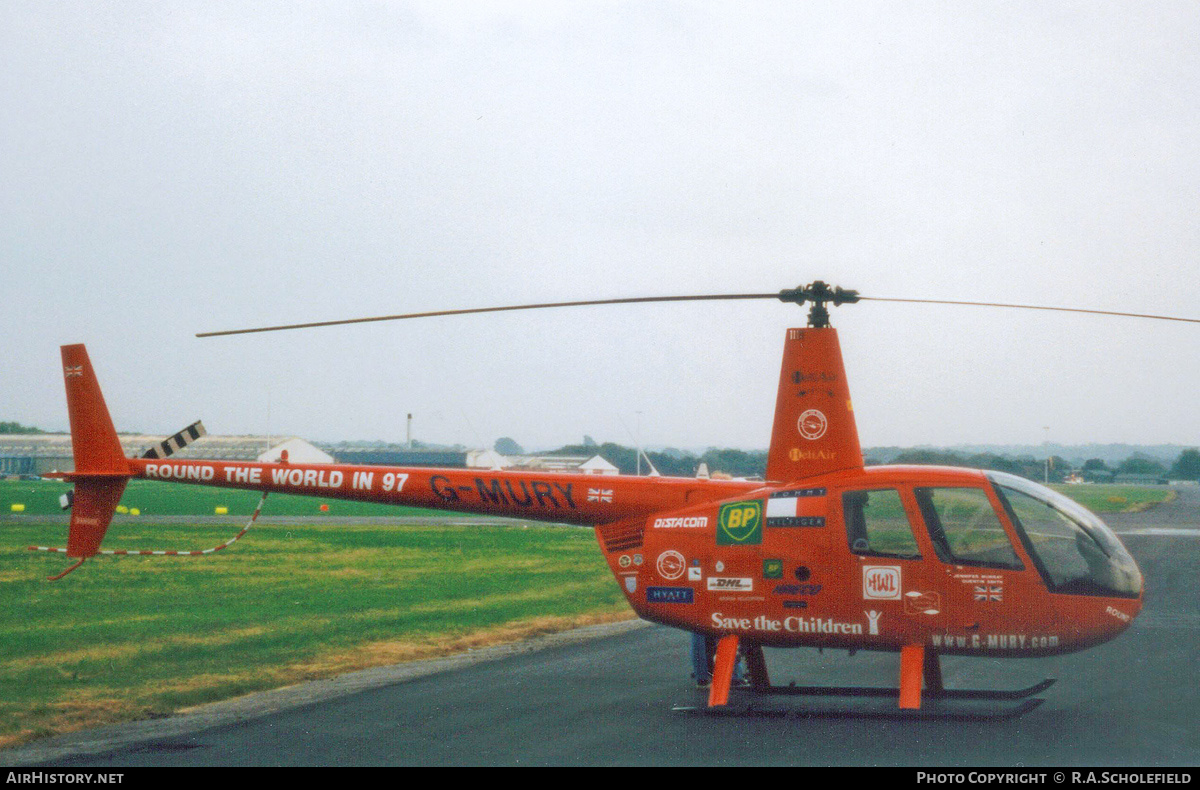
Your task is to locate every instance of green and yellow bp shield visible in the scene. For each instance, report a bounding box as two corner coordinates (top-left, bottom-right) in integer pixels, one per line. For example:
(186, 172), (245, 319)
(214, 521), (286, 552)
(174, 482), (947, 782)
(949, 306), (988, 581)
(717, 500), (763, 546)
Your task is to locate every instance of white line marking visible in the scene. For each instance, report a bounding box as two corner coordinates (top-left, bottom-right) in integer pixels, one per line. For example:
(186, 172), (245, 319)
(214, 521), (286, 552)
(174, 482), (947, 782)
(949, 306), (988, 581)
(1122, 528), (1200, 537)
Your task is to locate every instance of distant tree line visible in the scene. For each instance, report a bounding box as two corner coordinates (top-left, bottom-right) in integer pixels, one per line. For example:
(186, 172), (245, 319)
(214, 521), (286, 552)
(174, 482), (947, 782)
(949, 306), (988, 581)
(873, 449), (1071, 482)
(547, 442), (769, 479)
(543, 440), (1200, 483)
(0, 421), (44, 434)
(1077, 449), (1200, 482)
(872, 448), (1200, 483)
(11, 414), (1196, 483)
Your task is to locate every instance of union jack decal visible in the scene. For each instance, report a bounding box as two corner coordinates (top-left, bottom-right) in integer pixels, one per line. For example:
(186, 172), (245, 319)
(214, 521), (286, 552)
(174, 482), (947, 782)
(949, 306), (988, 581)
(974, 585), (1003, 602)
(64, 366), (83, 377)
(587, 488), (613, 503)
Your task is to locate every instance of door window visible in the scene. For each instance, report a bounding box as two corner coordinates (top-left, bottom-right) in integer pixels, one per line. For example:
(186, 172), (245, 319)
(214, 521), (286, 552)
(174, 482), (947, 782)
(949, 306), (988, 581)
(842, 488), (921, 559)
(914, 487), (1023, 569)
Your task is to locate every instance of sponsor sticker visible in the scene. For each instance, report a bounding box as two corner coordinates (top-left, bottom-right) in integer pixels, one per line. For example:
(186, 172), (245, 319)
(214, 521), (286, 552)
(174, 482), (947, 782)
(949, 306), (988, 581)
(772, 583), (822, 596)
(656, 550), (686, 580)
(706, 577), (753, 592)
(712, 612), (864, 635)
(1106, 606), (1131, 623)
(770, 487), (827, 498)
(974, 584), (1003, 602)
(687, 566), (702, 582)
(618, 554), (631, 568)
(903, 590), (941, 615)
(792, 370), (837, 384)
(766, 516), (825, 528)
(863, 566), (902, 600)
(797, 409), (828, 440)
(788, 448), (838, 462)
(765, 490), (827, 527)
(931, 633), (1059, 651)
(953, 571), (1004, 602)
(652, 515), (709, 529)
(717, 500), (763, 546)
(647, 586), (694, 604)
(763, 558), (783, 579)
(624, 576), (637, 593)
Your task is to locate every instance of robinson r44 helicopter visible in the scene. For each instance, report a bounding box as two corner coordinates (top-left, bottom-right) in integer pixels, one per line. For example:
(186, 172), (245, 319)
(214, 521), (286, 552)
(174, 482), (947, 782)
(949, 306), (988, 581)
(40, 282), (1185, 718)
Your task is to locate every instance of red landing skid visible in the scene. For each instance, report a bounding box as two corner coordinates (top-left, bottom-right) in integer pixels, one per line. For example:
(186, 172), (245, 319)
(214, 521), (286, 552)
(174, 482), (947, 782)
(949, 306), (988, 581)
(674, 638), (1056, 721)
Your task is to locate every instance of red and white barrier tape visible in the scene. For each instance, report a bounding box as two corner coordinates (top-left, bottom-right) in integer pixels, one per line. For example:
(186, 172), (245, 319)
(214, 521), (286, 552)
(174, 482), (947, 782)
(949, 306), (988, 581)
(28, 492), (269, 557)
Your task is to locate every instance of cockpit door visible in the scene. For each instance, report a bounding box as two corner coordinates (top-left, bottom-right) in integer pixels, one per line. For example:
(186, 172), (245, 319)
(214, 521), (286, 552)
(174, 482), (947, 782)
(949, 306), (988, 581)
(837, 486), (938, 643)
(909, 484), (1041, 643)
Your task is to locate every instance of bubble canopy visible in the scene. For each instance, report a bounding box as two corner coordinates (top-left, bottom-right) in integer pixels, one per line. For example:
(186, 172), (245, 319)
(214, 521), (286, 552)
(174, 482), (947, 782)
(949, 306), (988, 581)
(987, 471), (1143, 598)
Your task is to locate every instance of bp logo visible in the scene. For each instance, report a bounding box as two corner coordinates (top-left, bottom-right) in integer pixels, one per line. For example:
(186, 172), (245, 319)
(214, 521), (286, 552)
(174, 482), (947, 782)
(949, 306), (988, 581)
(717, 500), (763, 546)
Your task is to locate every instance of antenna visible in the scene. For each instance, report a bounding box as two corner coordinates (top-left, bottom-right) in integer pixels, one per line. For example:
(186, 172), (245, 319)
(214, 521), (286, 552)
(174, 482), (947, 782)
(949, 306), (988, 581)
(617, 412), (659, 476)
(459, 409), (489, 457)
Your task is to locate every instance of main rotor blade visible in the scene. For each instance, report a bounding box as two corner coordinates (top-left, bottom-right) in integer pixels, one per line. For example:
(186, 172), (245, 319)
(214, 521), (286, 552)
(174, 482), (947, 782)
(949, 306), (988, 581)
(195, 293), (780, 337)
(197, 289), (1200, 338)
(858, 297), (1200, 324)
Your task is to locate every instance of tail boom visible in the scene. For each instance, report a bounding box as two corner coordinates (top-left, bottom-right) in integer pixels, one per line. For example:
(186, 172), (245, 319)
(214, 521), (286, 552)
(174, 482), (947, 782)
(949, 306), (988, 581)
(130, 457), (761, 526)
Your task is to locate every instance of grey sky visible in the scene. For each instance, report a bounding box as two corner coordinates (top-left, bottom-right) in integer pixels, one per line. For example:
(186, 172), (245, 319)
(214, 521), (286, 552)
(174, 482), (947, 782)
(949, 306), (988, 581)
(3, 2), (1198, 452)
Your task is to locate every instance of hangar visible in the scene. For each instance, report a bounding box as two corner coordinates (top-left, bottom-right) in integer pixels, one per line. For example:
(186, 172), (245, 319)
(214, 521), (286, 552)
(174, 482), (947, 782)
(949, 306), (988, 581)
(0, 433), (322, 475)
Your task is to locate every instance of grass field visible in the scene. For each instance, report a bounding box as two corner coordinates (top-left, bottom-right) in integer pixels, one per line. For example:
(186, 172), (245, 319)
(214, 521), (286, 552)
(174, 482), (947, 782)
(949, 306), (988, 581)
(0, 509), (628, 749)
(0, 478), (1175, 749)
(0, 478), (1177, 518)
(0, 479), (448, 518)
(1047, 483), (1177, 512)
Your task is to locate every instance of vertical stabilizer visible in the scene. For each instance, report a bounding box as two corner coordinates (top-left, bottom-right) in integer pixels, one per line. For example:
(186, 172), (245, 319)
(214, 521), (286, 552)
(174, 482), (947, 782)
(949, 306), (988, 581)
(57, 345), (131, 562)
(61, 344), (129, 475)
(65, 478), (128, 558)
(764, 328), (863, 483)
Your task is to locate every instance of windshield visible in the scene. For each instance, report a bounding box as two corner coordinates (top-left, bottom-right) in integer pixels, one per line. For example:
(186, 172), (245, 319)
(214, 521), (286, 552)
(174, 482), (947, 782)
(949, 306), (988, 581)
(987, 471), (1142, 598)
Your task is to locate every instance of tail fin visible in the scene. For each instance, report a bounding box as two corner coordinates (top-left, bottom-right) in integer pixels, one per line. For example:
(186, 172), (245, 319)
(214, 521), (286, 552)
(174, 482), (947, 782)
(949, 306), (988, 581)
(58, 345), (131, 562)
(764, 328), (864, 483)
(64, 478), (128, 559)
(62, 344), (128, 475)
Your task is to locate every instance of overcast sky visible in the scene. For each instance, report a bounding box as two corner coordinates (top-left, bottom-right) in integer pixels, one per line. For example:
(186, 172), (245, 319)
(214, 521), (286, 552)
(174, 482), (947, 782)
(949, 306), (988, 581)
(3, 2), (1198, 452)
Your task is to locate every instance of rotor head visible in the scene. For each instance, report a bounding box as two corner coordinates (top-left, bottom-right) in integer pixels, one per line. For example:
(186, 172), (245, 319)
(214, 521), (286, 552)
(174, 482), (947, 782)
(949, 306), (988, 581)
(777, 281), (861, 328)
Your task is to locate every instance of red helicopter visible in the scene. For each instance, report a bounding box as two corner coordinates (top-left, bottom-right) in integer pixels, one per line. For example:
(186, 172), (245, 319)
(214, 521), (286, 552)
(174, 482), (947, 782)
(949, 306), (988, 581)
(39, 282), (1185, 717)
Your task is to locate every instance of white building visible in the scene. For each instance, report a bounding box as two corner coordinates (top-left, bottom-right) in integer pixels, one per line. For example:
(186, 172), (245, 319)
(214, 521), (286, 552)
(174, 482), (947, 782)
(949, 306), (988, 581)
(257, 438), (334, 464)
(465, 449), (509, 469)
(505, 453), (620, 475)
(577, 455), (620, 475)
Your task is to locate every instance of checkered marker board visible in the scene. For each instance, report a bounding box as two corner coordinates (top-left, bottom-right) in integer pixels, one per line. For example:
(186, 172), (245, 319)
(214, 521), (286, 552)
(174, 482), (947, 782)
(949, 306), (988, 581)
(29, 492), (268, 557)
(141, 420), (207, 459)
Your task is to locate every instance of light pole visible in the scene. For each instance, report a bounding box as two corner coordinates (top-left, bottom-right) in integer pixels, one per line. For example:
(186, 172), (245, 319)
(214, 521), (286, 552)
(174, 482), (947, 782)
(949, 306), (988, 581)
(1044, 426), (1050, 484)
(636, 411), (643, 476)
